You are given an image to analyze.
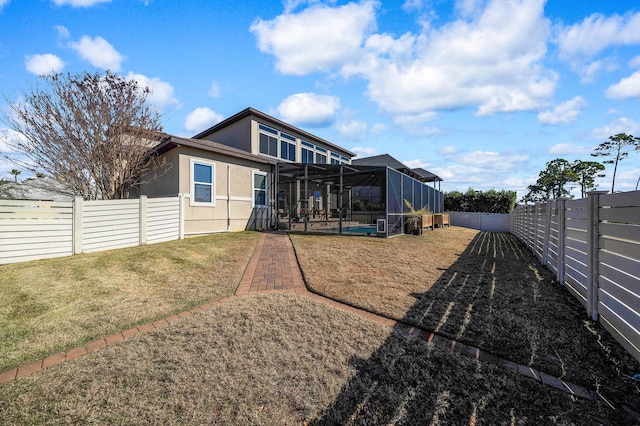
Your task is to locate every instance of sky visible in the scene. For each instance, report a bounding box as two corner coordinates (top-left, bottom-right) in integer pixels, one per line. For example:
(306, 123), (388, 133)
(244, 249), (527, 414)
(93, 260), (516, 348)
(1, 0), (639, 199)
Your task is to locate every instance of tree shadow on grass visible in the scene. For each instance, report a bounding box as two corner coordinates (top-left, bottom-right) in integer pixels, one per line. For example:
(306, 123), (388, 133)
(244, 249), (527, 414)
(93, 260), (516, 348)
(312, 232), (640, 424)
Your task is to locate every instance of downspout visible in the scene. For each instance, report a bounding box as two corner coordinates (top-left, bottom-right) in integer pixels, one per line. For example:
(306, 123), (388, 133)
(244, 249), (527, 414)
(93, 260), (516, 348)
(227, 165), (231, 231)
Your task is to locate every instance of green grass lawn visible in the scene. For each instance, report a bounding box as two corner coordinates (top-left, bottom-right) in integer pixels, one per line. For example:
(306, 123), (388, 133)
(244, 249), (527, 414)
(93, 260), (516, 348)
(0, 232), (260, 371)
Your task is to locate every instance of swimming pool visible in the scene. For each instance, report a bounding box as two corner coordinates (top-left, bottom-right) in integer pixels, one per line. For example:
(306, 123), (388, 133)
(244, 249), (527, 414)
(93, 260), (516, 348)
(326, 226), (378, 234)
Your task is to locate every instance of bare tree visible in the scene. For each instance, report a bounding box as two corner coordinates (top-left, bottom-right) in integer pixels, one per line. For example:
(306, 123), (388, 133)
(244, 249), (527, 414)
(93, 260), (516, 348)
(1, 71), (168, 200)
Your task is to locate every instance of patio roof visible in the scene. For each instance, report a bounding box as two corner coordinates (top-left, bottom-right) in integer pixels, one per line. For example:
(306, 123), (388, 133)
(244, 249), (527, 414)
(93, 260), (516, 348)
(351, 154), (426, 182)
(412, 167), (442, 183)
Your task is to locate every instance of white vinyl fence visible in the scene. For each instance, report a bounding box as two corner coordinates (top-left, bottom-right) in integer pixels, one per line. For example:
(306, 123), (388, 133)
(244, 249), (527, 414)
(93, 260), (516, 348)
(449, 211), (510, 232)
(510, 191), (640, 362)
(0, 195), (183, 265)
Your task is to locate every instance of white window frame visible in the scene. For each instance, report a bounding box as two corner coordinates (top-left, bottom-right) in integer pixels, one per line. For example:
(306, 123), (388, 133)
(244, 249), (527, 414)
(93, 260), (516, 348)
(252, 171), (268, 208)
(190, 159), (216, 207)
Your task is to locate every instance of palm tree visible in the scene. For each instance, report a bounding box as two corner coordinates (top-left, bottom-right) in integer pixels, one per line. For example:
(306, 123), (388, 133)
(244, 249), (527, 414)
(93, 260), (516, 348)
(10, 169), (21, 182)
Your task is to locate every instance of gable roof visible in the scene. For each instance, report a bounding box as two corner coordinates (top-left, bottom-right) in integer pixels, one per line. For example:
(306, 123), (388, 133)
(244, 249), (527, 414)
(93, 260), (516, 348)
(192, 107), (356, 158)
(155, 135), (274, 165)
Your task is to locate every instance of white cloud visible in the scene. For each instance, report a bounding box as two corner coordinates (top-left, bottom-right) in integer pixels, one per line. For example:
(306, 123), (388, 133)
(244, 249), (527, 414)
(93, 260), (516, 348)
(590, 117), (640, 140)
(276, 93), (340, 127)
(427, 148), (531, 194)
(252, 0), (556, 121)
(351, 146), (378, 158)
(250, 1), (378, 75)
(25, 53), (65, 75)
(439, 146), (458, 156)
(556, 12), (640, 60)
(55, 25), (71, 40)
(402, 0), (423, 12)
(353, 0), (555, 116)
(0, 128), (27, 153)
(393, 111), (436, 126)
(208, 81), (221, 98)
(336, 119), (367, 140)
(606, 71), (640, 100)
(52, 0), (110, 6)
(184, 107), (223, 133)
(69, 35), (124, 71)
(548, 143), (593, 155)
(0, 0), (10, 11)
(538, 96), (587, 125)
(126, 72), (179, 109)
(457, 151), (528, 170)
(392, 111), (441, 136)
(370, 122), (388, 135)
(402, 158), (432, 169)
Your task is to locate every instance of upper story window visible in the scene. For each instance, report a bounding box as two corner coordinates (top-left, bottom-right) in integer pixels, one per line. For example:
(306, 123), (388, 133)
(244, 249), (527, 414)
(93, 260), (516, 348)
(257, 123), (349, 164)
(259, 133), (277, 157)
(191, 159), (215, 206)
(301, 148), (314, 163)
(280, 140), (296, 161)
(315, 153), (327, 164)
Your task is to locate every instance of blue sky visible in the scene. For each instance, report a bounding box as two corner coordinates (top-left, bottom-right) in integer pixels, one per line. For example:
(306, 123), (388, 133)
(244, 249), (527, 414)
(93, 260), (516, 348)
(1, 0), (639, 198)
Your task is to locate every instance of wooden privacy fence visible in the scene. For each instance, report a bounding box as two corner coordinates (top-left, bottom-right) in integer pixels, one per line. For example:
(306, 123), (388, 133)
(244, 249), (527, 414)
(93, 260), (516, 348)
(0, 195), (183, 265)
(510, 191), (640, 362)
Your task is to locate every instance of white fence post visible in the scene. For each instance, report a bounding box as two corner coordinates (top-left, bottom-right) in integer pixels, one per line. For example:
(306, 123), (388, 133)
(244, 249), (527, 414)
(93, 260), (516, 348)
(557, 198), (566, 285)
(139, 195), (147, 245)
(587, 191), (608, 321)
(73, 196), (83, 254)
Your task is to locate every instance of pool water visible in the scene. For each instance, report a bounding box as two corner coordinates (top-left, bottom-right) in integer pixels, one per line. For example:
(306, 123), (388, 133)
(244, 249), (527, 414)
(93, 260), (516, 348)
(327, 226), (378, 234)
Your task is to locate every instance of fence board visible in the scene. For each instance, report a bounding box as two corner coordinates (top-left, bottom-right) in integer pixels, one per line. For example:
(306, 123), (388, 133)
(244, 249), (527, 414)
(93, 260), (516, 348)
(599, 290), (640, 333)
(600, 190), (640, 207)
(599, 222), (640, 242)
(599, 275), (640, 313)
(599, 250), (640, 280)
(83, 237), (140, 253)
(564, 277), (588, 307)
(83, 218), (139, 231)
(599, 237), (640, 261)
(599, 207), (640, 224)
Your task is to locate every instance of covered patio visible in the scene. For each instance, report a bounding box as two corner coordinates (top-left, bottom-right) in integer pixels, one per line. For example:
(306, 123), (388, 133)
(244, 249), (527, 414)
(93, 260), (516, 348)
(275, 163), (444, 237)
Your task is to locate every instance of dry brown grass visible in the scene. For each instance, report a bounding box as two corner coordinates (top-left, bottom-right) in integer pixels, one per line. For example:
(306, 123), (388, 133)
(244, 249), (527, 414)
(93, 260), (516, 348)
(0, 293), (633, 425)
(291, 229), (640, 402)
(0, 232), (260, 371)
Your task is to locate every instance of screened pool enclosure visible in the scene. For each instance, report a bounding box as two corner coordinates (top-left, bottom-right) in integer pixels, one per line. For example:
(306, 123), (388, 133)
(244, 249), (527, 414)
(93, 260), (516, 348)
(275, 163), (444, 237)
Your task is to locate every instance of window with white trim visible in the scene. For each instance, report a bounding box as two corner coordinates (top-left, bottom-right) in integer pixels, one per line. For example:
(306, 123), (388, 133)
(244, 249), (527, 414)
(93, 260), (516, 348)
(253, 171), (267, 207)
(191, 160), (215, 206)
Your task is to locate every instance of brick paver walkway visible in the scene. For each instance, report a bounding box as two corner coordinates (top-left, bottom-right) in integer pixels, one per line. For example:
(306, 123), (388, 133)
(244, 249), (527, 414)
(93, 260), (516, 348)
(0, 231), (618, 410)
